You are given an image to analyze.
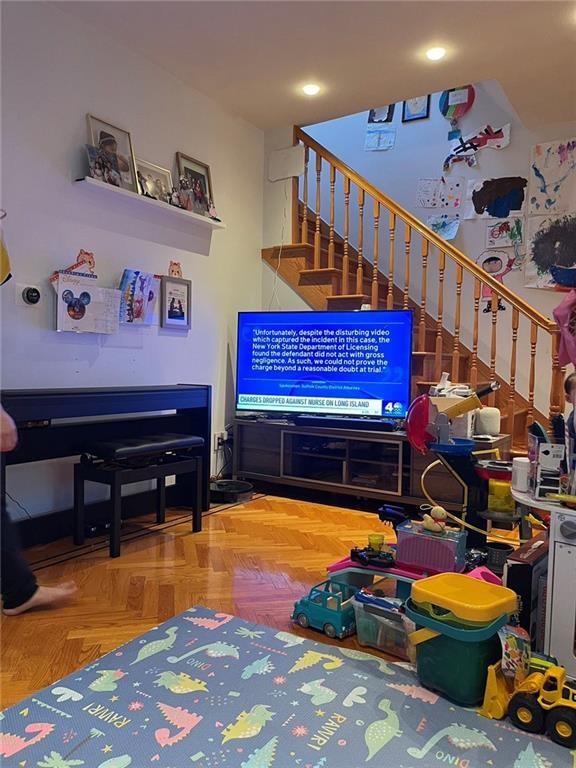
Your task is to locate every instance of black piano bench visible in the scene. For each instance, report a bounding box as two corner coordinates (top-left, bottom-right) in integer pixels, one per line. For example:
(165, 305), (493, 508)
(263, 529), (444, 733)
(73, 433), (204, 558)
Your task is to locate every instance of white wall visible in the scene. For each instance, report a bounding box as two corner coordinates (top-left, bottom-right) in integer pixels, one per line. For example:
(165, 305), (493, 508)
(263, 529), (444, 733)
(1, 2), (264, 517)
(305, 82), (576, 414)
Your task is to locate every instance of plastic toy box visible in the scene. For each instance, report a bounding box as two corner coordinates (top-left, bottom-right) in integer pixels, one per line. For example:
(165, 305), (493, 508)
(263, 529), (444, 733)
(352, 592), (412, 660)
(406, 573), (519, 706)
(395, 520), (467, 574)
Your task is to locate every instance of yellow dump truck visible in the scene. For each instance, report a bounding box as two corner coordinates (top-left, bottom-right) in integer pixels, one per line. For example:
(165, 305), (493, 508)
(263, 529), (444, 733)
(480, 662), (576, 748)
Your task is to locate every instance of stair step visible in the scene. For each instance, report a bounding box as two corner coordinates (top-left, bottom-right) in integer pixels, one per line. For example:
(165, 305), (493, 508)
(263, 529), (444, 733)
(299, 268), (341, 287)
(326, 294), (369, 310)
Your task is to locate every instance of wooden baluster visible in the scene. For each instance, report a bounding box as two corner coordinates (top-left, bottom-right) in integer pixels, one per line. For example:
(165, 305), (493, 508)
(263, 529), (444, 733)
(434, 250), (446, 380)
(314, 153), (322, 269)
(528, 322), (538, 425)
(508, 307), (519, 440)
(549, 327), (563, 424)
(356, 187), (365, 295)
(470, 279), (481, 390)
(371, 200), (380, 309)
(328, 165), (336, 269)
(300, 145), (309, 244)
(403, 224), (411, 310)
(342, 177), (350, 295)
(489, 290), (498, 406)
(387, 211), (396, 309)
(418, 239), (429, 352)
(451, 264), (463, 382)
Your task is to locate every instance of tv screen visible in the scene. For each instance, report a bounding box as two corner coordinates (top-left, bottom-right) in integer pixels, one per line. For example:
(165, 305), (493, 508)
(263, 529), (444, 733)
(236, 310), (413, 419)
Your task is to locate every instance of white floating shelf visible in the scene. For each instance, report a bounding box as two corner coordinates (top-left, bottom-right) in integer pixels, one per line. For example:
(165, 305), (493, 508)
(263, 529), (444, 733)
(75, 177), (226, 230)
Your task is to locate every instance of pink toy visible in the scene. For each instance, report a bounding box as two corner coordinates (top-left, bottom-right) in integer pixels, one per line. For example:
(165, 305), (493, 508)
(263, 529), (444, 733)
(467, 565), (502, 585)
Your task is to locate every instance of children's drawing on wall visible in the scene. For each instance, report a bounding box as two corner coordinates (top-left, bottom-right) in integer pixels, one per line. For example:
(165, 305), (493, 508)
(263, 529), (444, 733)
(416, 177), (462, 211)
(444, 123), (510, 171)
(364, 106), (397, 151)
(438, 85), (475, 140)
(528, 138), (576, 214)
(467, 177), (527, 219)
(485, 218), (523, 249)
(476, 249), (520, 312)
(426, 214), (460, 241)
(525, 214), (576, 288)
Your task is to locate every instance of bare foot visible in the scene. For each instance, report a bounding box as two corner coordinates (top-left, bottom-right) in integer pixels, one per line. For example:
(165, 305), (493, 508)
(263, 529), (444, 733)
(3, 581), (77, 616)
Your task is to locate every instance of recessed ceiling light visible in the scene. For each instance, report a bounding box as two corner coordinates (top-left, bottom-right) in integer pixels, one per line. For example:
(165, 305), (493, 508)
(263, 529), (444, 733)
(426, 47), (446, 61)
(302, 83), (321, 96)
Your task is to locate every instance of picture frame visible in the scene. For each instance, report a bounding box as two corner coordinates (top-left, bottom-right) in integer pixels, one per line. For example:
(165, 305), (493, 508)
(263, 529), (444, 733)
(176, 152), (214, 216)
(368, 105), (395, 124)
(136, 159), (173, 203)
(160, 275), (192, 330)
(87, 114), (138, 192)
(402, 95), (431, 123)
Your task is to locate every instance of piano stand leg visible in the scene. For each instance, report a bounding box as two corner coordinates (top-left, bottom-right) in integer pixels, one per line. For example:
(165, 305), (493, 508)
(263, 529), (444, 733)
(110, 476), (122, 558)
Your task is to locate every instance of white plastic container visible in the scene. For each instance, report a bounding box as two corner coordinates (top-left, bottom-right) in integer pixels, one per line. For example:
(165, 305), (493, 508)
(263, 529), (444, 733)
(512, 457), (530, 492)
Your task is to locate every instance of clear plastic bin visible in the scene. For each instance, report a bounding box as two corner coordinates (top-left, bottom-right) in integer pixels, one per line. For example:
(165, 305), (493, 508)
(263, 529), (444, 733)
(351, 596), (411, 660)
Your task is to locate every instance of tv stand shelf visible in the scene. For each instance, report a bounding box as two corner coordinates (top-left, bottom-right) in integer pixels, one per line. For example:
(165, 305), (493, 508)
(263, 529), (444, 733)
(233, 419), (511, 509)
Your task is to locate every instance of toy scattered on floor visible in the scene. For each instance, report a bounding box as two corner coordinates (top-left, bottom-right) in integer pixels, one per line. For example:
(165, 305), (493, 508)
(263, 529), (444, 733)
(481, 662), (576, 748)
(396, 519), (467, 574)
(421, 505), (448, 533)
(350, 546), (395, 569)
(291, 580), (357, 639)
(352, 588), (412, 660)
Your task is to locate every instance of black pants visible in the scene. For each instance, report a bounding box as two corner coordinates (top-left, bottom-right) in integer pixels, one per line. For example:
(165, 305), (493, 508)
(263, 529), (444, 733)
(1, 498), (37, 609)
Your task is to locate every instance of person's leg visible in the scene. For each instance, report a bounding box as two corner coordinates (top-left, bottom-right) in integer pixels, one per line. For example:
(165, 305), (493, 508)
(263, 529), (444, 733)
(1, 500), (38, 610)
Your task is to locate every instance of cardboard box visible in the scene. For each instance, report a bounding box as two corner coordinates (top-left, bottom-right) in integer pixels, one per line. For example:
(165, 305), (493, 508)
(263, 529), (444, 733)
(503, 532), (548, 649)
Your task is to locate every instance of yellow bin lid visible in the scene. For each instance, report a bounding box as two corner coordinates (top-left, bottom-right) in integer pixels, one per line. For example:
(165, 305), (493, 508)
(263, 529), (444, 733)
(411, 573), (518, 623)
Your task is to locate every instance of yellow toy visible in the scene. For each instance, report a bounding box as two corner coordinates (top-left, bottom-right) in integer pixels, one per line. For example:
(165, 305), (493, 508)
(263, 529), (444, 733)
(421, 505), (447, 533)
(480, 663), (576, 748)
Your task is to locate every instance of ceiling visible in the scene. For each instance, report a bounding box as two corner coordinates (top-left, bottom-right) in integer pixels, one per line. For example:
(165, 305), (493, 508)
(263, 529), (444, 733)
(56, 1), (575, 130)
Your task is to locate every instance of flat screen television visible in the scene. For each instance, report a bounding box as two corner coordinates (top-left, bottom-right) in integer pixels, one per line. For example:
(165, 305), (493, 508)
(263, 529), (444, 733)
(236, 310), (413, 419)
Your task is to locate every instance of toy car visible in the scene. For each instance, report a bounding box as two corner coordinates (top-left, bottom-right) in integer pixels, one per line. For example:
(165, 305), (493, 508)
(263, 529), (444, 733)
(350, 546), (395, 568)
(292, 580), (357, 639)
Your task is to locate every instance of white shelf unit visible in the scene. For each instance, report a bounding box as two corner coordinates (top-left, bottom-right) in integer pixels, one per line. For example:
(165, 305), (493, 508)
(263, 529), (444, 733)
(75, 177), (226, 231)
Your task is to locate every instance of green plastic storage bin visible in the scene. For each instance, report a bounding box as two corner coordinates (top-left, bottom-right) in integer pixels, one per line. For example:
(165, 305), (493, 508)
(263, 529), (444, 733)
(405, 598), (507, 707)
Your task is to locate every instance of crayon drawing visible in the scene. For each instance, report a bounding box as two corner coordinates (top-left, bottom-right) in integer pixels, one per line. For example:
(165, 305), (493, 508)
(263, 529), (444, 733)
(528, 138), (576, 214)
(485, 218), (523, 249)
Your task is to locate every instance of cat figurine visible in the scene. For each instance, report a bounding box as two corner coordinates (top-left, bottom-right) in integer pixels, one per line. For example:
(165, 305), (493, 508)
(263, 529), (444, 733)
(169, 261), (183, 278)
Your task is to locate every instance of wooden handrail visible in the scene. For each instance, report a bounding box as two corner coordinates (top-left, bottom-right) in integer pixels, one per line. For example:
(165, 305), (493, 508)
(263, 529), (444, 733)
(294, 127), (555, 332)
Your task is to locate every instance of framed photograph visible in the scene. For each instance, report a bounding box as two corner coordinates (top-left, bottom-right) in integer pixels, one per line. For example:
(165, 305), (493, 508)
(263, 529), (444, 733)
(136, 159), (173, 203)
(87, 114), (137, 192)
(161, 275), (191, 330)
(402, 95), (431, 122)
(176, 152), (213, 216)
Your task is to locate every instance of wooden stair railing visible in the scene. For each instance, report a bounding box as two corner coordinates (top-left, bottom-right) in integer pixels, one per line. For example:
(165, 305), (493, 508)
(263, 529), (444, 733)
(291, 126), (563, 428)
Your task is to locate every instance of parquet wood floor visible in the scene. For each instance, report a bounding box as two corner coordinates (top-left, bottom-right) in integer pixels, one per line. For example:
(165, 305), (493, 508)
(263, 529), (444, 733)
(0, 496), (394, 709)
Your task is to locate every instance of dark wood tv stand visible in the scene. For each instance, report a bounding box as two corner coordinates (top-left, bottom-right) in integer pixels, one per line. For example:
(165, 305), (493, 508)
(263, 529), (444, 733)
(233, 418), (510, 510)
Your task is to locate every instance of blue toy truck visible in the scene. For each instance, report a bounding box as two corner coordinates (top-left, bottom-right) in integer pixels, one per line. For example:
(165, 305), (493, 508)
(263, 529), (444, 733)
(292, 580), (357, 639)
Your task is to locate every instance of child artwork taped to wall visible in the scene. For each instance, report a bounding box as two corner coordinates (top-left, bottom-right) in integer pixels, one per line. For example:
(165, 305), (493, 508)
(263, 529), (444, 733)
(416, 177), (463, 211)
(364, 126), (396, 151)
(444, 123), (510, 171)
(426, 214), (460, 241)
(485, 218), (523, 249)
(528, 138), (576, 215)
(476, 249), (520, 312)
(465, 177), (527, 219)
(525, 213), (576, 288)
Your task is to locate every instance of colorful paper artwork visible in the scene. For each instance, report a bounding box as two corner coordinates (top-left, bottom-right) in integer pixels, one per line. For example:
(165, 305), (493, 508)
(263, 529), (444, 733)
(426, 214), (460, 241)
(444, 123), (510, 171)
(118, 269), (158, 325)
(416, 177), (463, 211)
(467, 177), (527, 218)
(525, 213), (576, 288)
(528, 138), (576, 214)
(438, 85), (475, 140)
(476, 249), (521, 312)
(485, 218), (523, 249)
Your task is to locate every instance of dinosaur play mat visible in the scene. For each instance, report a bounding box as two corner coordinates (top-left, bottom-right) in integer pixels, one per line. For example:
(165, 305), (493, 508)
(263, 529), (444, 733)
(1, 606), (569, 767)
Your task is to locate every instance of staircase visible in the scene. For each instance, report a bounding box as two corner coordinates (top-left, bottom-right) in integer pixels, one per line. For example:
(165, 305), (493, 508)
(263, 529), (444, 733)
(262, 128), (563, 448)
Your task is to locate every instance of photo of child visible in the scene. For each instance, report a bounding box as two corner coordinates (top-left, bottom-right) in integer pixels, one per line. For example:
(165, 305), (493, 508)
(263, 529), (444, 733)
(87, 115), (137, 192)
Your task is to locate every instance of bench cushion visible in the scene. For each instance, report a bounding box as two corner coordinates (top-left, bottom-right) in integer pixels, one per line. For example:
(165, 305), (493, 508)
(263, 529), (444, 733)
(85, 433), (204, 460)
